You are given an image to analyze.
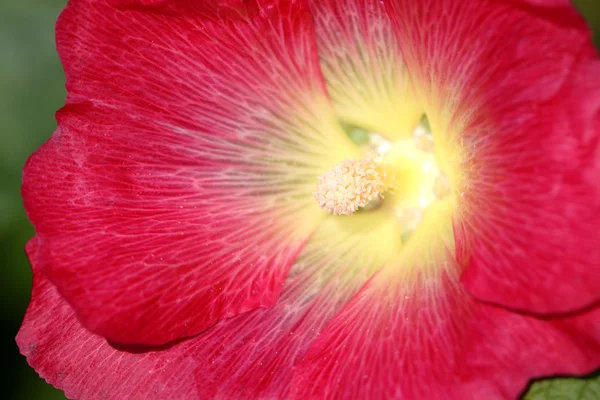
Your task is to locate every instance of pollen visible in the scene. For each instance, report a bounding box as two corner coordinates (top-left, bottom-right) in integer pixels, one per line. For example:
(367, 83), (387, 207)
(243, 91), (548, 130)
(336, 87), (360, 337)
(314, 156), (384, 216)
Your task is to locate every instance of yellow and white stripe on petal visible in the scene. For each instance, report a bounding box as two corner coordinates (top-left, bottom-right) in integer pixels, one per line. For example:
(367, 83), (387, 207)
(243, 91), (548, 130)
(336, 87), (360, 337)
(309, 0), (424, 139)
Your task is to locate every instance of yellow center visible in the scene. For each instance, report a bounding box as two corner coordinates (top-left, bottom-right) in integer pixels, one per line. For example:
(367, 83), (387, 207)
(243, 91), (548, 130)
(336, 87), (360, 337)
(314, 119), (452, 242)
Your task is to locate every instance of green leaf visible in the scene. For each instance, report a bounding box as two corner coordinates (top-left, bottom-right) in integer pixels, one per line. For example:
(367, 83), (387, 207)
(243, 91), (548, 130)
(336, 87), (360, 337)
(523, 373), (600, 400)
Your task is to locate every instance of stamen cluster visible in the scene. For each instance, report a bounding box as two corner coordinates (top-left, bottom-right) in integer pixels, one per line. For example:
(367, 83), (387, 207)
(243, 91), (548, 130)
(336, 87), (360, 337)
(313, 157), (384, 215)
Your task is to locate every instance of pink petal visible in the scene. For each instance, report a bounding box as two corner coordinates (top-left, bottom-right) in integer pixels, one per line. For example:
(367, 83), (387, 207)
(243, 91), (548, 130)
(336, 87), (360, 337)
(23, 0), (357, 345)
(507, 0), (575, 7)
(18, 238), (199, 398)
(105, 0), (251, 19)
(291, 246), (600, 399)
(308, 0), (422, 138)
(18, 213), (401, 399)
(386, 0), (600, 314)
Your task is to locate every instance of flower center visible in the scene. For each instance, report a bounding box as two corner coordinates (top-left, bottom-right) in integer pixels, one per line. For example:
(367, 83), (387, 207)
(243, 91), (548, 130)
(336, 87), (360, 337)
(314, 118), (451, 239)
(313, 155), (385, 216)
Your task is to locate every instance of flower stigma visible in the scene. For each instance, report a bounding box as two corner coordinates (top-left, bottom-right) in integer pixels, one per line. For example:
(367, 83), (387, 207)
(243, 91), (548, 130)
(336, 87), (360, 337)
(313, 155), (385, 216)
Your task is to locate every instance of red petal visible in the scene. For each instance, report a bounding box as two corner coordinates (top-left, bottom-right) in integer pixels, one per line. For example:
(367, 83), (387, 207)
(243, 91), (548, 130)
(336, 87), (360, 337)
(18, 238), (200, 398)
(105, 0), (252, 20)
(18, 213), (401, 399)
(291, 253), (600, 399)
(386, 0), (600, 314)
(308, 0), (422, 138)
(23, 0), (357, 345)
(504, 0), (578, 8)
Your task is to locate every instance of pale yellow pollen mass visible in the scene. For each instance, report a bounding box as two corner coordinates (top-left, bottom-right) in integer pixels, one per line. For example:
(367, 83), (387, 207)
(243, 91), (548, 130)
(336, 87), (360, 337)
(313, 156), (384, 216)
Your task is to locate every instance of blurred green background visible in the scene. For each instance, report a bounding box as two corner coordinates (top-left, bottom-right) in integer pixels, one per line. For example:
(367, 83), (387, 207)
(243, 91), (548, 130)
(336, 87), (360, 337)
(1, 1), (599, 399)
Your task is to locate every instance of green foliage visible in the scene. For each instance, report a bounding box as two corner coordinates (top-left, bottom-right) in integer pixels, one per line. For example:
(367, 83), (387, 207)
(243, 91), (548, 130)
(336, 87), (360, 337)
(524, 374), (600, 400)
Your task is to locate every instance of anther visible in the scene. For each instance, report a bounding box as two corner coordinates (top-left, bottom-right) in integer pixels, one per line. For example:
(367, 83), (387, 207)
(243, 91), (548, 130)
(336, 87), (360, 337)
(313, 156), (384, 216)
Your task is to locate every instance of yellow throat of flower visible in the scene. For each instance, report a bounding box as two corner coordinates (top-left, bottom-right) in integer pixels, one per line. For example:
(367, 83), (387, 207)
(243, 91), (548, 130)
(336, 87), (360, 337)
(313, 120), (453, 243)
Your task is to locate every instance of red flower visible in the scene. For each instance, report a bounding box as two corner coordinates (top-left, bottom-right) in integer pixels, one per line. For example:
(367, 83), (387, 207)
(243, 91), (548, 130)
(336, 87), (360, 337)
(18, 0), (600, 399)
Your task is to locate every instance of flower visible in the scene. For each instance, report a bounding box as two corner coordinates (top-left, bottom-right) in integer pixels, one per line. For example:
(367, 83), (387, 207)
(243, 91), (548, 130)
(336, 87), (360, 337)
(18, 0), (600, 399)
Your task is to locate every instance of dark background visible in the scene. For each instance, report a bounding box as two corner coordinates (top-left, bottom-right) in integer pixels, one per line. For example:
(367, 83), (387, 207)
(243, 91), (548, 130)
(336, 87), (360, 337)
(1, 1), (599, 398)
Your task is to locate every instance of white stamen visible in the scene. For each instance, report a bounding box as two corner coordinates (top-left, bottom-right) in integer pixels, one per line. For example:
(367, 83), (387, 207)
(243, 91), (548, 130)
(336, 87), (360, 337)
(313, 157), (384, 216)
